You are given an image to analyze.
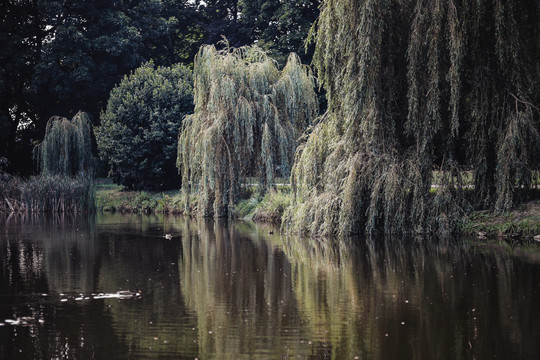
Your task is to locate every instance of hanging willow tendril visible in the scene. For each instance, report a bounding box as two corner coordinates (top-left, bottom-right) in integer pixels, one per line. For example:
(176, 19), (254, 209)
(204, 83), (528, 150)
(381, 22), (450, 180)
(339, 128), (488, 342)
(177, 44), (318, 218)
(284, 0), (540, 237)
(34, 111), (94, 177)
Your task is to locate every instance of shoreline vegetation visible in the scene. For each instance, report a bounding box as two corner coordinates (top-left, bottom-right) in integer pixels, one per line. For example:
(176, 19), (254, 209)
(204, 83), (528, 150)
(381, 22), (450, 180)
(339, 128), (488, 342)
(1, 176), (539, 244)
(95, 179), (540, 244)
(2, 1), (539, 245)
(0, 174), (94, 213)
(93, 178), (292, 223)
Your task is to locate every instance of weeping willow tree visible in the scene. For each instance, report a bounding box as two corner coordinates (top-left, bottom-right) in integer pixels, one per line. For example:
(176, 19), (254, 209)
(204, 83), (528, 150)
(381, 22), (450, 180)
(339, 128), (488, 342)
(34, 111), (95, 176)
(285, 0), (540, 237)
(178, 44), (318, 218)
(22, 111), (96, 213)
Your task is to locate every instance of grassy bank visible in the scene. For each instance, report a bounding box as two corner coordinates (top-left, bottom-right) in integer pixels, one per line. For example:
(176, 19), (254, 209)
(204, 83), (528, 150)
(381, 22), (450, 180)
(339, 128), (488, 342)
(95, 178), (292, 220)
(463, 200), (540, 242)
(95, 178), (540, 243)
(95, 179), (187, 214)
(235, 188), (291, 224)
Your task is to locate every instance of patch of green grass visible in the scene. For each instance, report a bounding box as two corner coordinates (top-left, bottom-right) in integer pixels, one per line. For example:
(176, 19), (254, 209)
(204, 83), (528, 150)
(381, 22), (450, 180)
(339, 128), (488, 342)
(242, 190), (292, 224)
(235, 195), (264, 220)
(463, 200), (540, 240)
(235, 189), (292, 224)
(95, 179), (185, 214)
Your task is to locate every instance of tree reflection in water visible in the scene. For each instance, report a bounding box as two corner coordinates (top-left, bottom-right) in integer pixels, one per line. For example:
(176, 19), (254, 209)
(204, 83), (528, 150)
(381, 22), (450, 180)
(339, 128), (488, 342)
(180, 220), (540, 360)
(0, 214), (538, 359)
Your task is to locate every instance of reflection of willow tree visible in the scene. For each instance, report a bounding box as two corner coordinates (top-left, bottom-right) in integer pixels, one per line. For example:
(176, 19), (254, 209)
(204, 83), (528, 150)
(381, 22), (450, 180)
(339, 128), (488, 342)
(178, 219), (540, 359)
(179, 219), (315, 359)
(267, 231), (540, 359)
(0, 213), (98, 294)
(267, 234), (368, 359)
(178, 44), (317, 218)
(0, 213), (126, 359)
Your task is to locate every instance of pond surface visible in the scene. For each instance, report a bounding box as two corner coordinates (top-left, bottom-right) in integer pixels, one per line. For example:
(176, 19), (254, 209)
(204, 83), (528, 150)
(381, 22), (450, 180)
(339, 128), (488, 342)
(0, 213), (539, 359)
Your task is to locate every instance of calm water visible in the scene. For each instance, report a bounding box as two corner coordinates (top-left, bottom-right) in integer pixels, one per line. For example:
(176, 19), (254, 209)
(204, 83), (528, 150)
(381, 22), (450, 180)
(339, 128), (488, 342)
(0, 213), (539, 359)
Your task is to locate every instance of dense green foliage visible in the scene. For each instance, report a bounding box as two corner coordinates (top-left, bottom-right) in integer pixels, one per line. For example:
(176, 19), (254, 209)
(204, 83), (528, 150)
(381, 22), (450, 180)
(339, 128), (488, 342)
(192, 0), (321, 61)
(30, 0), (203, 125)
(178, 45), (317, 218)
(1, 0), (321, 174)
(34, 112), (95, 177)
(239, 0), (322, 65)
(0, 0), (199, 171)
(285, 0), (540, 237)
(0, 0), (43, 170)
(31, 1), (141, 123)
(97, 62), (193, 190)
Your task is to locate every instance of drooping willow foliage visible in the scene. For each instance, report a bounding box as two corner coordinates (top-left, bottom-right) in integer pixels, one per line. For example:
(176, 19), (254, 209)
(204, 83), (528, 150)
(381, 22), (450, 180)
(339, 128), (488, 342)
(34, 111), (95, 177)
(178, 44), (317, 218)
(285, 0), (540, 237)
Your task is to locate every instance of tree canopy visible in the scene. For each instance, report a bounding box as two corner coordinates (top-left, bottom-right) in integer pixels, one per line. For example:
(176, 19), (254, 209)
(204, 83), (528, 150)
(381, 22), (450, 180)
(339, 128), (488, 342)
(284, 0), (540, 237)
(239, 0), (322, 65)
(1, 0), (321, 175)
(0, 0), (202, 172)
(97, 61), (193, 190)
(178, 44), (317, 218)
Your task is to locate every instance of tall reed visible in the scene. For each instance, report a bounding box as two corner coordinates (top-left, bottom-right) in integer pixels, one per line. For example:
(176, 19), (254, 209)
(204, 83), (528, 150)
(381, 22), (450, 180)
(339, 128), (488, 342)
(19, 175), (95, 213)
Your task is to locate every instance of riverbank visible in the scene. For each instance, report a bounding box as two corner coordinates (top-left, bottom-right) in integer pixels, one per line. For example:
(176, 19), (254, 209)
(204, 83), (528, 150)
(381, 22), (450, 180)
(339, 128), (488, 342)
(94, 178), (291, 220)
(463, 200), (540, 242)
(95, 179), (187, 214)
(93, 180), (540, 243)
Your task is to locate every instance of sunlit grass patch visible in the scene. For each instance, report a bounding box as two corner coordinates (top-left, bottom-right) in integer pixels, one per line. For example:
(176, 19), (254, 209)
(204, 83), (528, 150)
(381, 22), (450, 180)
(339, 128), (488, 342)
(235, 189), (291, 224)
(463, 200), (540, 239)
(95, 179), (185, 214)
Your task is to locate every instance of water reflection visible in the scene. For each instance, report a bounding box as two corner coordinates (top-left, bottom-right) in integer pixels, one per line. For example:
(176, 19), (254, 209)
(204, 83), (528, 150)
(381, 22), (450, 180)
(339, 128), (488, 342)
(0, 213), (198, 359)
(272, 232), (540, 360)
(179, 219), (311, 359)
(0, 214), (539, 359)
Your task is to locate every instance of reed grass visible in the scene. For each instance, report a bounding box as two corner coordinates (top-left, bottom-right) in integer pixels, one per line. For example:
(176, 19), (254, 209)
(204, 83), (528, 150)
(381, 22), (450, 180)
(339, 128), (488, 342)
(1, 174), (94, 213)
(19, 175), (95, 213)
(0, 173), (25, 212)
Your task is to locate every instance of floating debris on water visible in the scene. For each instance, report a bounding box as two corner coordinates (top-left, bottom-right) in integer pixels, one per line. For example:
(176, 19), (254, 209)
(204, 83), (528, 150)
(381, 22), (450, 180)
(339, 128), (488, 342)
(54, 290), (142, 303)
(4, 317), (44, 326)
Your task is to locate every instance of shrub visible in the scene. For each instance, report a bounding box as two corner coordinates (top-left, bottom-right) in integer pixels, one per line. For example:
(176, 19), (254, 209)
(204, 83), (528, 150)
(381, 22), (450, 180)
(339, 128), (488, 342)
(97, 61), (193, 190)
